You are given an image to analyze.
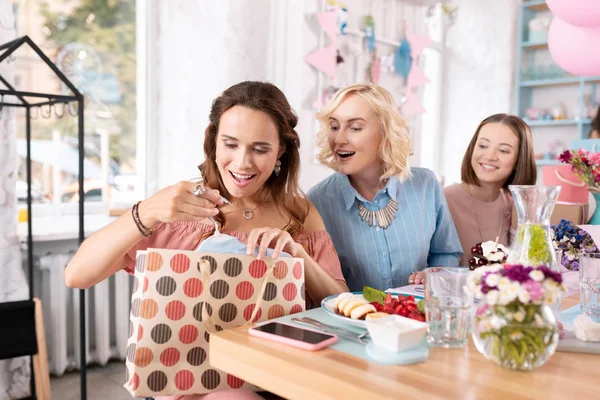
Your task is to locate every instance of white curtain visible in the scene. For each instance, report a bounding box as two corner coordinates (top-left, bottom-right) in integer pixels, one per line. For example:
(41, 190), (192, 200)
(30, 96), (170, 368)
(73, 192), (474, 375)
(0, 1), (30, 398)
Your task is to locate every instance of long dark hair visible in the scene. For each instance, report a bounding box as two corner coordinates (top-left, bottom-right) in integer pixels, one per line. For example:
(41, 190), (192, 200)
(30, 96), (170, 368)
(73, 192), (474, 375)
(461, 113), (537, 187)
(199, 81), (309, 235)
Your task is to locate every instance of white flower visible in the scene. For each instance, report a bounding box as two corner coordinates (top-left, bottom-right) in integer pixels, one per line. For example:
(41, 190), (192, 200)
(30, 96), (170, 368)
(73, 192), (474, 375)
(498, 282), (519, 305)
(477, 318), (493, 333)
(517, 287), (531, 304)
(485, 274), (500, 287)
(486, 290), (499, 305)
(498, 277), (511, 289)
(514, 311), (525, 322)
(529, 270), (544, 282)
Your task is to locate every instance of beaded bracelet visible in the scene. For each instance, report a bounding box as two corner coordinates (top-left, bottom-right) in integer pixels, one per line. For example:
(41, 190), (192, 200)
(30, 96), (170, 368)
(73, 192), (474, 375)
(132, 201), (155, 237)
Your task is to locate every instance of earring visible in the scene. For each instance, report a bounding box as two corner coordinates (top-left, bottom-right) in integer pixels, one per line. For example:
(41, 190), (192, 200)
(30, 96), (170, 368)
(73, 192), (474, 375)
(274, 160), (282, 176)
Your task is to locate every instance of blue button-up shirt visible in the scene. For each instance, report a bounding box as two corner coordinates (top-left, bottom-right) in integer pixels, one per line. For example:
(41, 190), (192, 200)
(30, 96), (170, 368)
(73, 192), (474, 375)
(308, 168), (462, 292)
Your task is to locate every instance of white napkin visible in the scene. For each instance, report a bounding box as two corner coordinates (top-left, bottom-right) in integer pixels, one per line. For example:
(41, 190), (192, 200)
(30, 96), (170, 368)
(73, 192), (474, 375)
(573, 314), (600, 342)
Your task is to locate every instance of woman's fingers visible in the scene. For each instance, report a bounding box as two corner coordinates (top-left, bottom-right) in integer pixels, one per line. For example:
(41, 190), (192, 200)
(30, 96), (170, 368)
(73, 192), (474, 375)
(272, 234), (293, 259)
(414, 272), (425, 285)
(257, 229), (279, 260)
(246, 228), (268, 256)
(247, 227), (292, 260)
(408, 271), (425, 285)
(177, 201), (220, 218)
(182, 181), (225, 206)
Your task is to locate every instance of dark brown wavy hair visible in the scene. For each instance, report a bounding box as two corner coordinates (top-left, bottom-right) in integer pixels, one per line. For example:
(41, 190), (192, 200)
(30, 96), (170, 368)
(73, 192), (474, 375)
(461, 113), (537, 188)
(199, 81), (309, 236)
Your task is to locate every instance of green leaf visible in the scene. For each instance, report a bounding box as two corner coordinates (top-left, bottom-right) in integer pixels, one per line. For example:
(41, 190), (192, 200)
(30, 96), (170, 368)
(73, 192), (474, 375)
(362, 286), (387, 304)
(417, 299), (426, 314)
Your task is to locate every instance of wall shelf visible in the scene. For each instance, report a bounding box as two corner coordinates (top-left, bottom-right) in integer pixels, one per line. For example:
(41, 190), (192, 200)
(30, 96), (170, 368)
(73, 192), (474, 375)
(521, 40), (548, 50)
(523, 1), (549, 12)
(516, 0), (597, 152)
(535, 159), (560, 166)
(520, 76), (600, 87)
(526, 119), (579, 126)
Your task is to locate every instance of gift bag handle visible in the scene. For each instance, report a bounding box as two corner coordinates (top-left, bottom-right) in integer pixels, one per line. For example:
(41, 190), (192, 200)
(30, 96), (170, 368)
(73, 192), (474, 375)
(554, 170), (586, 187)
(197, 258), (276, 333)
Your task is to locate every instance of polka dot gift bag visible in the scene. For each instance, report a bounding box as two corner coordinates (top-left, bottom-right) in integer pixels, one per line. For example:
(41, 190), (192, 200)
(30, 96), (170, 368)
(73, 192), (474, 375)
(124, 248), (305, 397)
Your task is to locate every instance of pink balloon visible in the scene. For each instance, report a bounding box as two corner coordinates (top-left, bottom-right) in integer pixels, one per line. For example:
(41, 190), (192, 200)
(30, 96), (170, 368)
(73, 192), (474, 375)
(547, 0), (600, 27)
(548, 17), (600, 76)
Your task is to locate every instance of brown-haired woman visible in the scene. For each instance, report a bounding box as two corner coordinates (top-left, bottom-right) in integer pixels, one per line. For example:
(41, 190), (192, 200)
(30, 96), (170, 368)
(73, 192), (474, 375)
(65, 81), (347, 399)
(444, 113), (537, 266)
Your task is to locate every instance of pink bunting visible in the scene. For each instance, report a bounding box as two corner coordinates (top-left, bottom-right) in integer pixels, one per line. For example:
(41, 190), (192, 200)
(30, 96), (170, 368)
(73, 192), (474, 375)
(406, 61), (430, 88)
(317, 11), (338, 44)
(401, 91), (426, 116)
(406, 31), (432, 56)
(305, 44), (337, 80)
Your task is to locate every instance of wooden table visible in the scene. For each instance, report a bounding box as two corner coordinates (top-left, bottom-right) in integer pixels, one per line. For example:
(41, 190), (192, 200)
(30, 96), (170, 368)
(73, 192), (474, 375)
(210, 295), (599, 400)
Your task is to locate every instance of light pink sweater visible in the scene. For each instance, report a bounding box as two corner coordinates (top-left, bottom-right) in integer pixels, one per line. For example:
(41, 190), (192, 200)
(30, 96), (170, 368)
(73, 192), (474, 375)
(443, 184), (512, 267)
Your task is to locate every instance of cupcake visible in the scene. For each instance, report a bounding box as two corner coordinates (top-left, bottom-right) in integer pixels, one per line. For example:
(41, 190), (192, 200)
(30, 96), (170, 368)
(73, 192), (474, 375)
(468, 240), (508, 270)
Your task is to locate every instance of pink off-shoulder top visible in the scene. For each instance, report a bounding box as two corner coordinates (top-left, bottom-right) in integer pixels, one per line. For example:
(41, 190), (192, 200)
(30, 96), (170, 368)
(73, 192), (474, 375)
(123, 221), (344, 282)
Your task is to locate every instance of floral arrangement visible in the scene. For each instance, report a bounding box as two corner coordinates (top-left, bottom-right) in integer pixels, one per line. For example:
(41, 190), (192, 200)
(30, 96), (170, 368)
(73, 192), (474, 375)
(552, 219), (597, 271)
(558, 148), (600, 191)
(468, 264), (565, 371)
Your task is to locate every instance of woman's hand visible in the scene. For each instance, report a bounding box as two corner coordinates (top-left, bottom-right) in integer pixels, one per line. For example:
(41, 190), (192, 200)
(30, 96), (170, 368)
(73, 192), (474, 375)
(246, 227), (303, 260)
(138, 181), (225, 229)
(408, 271), (425, 285)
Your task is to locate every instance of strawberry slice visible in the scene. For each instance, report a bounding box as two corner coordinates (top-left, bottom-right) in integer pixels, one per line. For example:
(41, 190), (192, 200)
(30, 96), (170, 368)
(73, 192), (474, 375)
(384, 292), (394, 306)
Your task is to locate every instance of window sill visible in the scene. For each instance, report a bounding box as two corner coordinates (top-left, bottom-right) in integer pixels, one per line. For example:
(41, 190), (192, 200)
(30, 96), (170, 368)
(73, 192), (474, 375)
(17, 206), (122, 242)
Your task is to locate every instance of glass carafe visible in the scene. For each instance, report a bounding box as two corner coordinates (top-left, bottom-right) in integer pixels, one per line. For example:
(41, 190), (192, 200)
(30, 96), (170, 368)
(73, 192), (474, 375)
(507, 185), (561, 269)
(507, 185), (562, 317)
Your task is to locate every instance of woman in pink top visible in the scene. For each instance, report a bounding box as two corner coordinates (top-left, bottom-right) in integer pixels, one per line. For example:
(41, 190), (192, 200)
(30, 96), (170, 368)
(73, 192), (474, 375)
(444, 114), (537, 267)
(65, 81), (348, 399)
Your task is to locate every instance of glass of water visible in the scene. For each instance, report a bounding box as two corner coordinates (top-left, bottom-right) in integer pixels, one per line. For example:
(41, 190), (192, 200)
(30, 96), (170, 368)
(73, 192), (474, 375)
(424, 267), (473, 348)
(579, 253), (600, 319)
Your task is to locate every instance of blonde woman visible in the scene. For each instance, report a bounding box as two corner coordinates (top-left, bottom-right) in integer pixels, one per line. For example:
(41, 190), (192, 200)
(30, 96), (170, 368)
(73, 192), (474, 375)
(308, 84), (462, 290)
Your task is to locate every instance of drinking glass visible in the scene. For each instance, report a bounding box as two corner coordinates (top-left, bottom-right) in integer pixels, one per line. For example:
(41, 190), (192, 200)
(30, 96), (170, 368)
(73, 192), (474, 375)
(424, 267), (473, 348)
(579, 253), (600, 319)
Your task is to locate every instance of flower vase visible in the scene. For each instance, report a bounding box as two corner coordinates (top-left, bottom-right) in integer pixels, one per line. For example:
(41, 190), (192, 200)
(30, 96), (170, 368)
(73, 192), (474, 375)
(507, 185), (561, 269)
(507, 185), (562, 318)
(588, 190), (600, 225)
(472, 303), (558, 371)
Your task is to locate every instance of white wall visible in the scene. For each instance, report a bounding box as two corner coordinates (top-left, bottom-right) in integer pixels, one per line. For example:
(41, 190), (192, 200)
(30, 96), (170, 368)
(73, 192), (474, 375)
(149, 0), (272, 192)
(149, 0), (521, 192)
(439, 0), (520, 185)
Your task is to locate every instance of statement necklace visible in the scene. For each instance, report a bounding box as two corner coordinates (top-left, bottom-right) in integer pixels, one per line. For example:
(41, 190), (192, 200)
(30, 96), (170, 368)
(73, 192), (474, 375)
(358, 199), (398, 229)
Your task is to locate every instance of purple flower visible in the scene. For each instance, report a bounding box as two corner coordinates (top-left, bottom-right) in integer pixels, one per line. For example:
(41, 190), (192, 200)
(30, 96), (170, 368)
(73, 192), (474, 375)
(537, 266), (563, 284)
(559, 150), (572, 163)
(503, 264), (534, 283)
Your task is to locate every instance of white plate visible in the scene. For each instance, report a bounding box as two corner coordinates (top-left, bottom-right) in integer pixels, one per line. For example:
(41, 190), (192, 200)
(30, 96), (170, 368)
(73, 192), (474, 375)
(321, 291), (426, 329)
(321, 292), (369, 328)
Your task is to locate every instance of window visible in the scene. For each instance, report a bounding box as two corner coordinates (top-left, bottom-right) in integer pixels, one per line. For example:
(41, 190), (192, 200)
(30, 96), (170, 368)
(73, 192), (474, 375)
(12, 0), (139, 210)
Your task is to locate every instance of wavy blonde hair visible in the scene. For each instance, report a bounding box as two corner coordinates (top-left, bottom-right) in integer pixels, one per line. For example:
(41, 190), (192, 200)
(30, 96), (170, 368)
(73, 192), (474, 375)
(315, 83), (412, 182)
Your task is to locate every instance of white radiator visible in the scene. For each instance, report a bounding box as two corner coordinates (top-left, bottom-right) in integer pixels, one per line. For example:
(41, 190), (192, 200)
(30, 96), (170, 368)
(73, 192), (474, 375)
(34, 253), (132, 376)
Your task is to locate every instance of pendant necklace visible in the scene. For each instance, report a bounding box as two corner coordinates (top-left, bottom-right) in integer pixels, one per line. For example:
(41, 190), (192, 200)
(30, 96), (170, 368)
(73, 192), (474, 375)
(242, 205), (260, 220)
(462, 183), (507, 242)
